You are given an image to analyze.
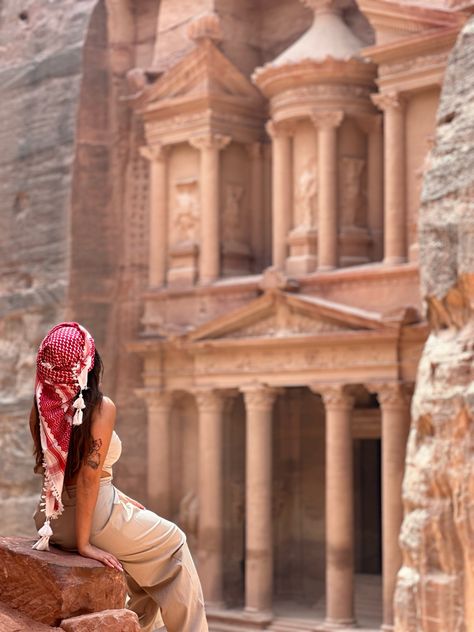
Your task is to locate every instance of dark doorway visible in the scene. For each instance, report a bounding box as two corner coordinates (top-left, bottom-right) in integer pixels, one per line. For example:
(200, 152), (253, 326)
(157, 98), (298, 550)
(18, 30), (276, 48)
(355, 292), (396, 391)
(354, 439), (382, 574)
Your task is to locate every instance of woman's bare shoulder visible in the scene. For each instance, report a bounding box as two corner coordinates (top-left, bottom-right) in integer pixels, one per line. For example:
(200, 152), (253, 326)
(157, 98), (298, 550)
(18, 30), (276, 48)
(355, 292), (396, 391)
(92, 395), (116, 428)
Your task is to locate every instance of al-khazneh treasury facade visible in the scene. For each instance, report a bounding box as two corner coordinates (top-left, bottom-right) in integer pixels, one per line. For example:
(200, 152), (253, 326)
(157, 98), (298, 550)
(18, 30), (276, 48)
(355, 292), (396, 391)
(127, 2), (470, 631)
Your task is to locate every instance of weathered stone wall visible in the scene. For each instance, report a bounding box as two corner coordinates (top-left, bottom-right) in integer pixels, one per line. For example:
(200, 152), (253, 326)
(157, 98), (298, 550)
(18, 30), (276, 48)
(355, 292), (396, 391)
(394, 16), (474, 632)
(0, 0), (98, 536)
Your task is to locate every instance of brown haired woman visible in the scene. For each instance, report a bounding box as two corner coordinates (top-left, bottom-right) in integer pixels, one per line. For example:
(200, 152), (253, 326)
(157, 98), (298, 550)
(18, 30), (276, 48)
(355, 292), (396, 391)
(30, 322), (208, 632)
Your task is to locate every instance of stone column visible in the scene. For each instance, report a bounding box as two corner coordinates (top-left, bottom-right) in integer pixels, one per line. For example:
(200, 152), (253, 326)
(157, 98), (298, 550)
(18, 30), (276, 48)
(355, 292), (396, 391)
(311, 111), (344, 270)
(247, 142), (264, 271)
(141, 389), (173, 516)
(371, 92), (406, 265)
(266, 121), (293, 270)
(316, 384), (355, 626)
(140, 144), (170, 287)
(190, 134), (231, 284)
(194, 388), (226, 607)
(241, 384), (279, 614)
(370, 383), (411, 631)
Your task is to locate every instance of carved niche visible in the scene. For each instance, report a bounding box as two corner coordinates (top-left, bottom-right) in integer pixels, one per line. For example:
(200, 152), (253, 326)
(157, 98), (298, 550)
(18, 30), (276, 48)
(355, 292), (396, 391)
(294, 157), (318, 231)
(171, 178), (200, 244)
(223, 182), (245, 242)
(340, 156), (366, 228)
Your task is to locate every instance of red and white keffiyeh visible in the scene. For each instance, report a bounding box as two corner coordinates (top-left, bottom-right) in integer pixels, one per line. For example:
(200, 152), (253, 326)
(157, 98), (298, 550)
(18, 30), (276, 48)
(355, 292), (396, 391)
(33, 322), (95, 551)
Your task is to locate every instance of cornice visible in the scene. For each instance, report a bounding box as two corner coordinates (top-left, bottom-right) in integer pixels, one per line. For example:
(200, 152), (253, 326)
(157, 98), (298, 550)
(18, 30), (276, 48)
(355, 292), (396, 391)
(361, 25), (463, 65)
(357, 0), (468, 37)
(253, 57), (377, 100)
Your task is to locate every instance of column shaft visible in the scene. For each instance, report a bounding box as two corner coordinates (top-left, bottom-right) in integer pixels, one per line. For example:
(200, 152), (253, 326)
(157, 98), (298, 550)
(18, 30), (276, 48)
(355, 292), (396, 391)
(320, 386), (355, 625)
(313, 112), (343, 271)
(191, 134), (230, 284)
(195, 390), (225, 606)
(372, 93), (406, 264)
(145, 391), (172, 517)
(367, 117), (384, 262)
(378, 385), (410, 630)
(248, 143), (264, 271)
(140, 145), (169, 287)
(242, 385), (278, 614)
(267, 122), (292, 269)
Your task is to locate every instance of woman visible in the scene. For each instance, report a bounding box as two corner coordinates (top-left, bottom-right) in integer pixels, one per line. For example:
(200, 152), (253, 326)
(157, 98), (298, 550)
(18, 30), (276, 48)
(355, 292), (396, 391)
(30, 322), (208, 632)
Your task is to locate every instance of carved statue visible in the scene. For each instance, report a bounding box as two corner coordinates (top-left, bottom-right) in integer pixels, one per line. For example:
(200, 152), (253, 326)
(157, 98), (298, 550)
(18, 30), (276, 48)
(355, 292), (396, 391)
(341, 157), (365, 227)
(294, 159), (318, 230)
(173, 179), (200, 243)
(223, 183), (244, 241)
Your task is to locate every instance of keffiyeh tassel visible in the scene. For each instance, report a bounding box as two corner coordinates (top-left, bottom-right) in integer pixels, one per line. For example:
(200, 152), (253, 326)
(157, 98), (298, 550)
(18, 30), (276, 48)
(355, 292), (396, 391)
(72, 391), (86, 426)
(32, 518), (53, 551)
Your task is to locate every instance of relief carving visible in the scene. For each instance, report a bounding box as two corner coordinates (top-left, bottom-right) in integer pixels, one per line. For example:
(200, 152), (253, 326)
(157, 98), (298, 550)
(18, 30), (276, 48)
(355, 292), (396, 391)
(294, 158), (318, 230)
(223, 183), (245, 242)
(172, 178), (200, 244)
(341, 157), (366, 227)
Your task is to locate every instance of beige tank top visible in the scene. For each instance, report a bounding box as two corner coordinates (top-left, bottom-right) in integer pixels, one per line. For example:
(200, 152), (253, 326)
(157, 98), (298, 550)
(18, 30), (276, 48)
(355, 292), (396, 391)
(102, 430), (122, 476)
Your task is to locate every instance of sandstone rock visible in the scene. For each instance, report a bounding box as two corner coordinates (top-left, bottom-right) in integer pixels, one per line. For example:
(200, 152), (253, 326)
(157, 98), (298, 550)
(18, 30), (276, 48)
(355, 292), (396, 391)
(0, 601), (62, 632)
(60, 609), (140, 632)
(0, 537), (126, 626)
(394, 16), (474, 632)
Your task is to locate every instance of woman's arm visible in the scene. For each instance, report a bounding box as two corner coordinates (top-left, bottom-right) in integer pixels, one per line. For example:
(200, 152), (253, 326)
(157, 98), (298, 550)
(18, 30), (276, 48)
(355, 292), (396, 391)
(75, 396), (122, 571)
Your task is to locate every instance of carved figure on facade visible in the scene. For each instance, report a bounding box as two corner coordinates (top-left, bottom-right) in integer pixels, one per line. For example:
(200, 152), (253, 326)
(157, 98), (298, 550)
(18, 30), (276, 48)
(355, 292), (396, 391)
(172, 178), (200, 244)
(294, 158), (318, 231)
(341, 156), (366, 227)
(223, 183), (245, 242)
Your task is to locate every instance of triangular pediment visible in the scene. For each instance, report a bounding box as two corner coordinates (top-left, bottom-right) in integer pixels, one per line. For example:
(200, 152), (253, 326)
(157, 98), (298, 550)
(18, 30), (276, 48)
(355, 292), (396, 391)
(188, 290), (388, 343)
(142, 39), (263, 108)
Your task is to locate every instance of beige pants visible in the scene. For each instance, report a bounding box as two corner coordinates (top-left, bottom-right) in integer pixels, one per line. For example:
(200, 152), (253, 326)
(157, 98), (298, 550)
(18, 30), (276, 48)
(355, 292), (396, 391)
(33, 478), (208, 632)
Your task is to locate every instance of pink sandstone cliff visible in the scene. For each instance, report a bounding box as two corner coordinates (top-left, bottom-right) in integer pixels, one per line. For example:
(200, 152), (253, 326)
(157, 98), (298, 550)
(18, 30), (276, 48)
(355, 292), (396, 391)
(394, 15), (474, 632)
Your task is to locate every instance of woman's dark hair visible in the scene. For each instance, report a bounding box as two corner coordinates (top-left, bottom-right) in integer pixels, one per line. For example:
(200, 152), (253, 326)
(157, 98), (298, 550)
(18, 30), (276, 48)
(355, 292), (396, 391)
(31, 349), (104, 481)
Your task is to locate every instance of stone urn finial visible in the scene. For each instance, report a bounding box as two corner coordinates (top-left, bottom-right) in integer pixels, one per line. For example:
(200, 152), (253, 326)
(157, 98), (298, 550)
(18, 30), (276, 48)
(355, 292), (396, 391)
(186, 12), (223, 44)
(301, 0), (352, 13)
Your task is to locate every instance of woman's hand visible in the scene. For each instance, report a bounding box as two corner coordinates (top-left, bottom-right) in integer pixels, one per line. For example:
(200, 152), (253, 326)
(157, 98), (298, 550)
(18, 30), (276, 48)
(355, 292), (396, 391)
(117, 490), (145, 510)
(78, 542), (123, 572)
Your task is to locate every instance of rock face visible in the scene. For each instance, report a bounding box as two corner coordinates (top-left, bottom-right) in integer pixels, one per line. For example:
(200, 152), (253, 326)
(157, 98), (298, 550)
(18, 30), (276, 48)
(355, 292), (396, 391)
(60, 609), (140, 632)
(394, 17), (474, 632)
(0, 537), (126, 626)
(0, 0), (98, 536)
(0, 602), (62, 632)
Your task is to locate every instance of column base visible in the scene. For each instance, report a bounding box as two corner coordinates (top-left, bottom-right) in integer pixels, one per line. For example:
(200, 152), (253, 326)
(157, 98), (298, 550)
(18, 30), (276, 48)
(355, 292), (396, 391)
(317, 264), (337, 272)
(383, 256), (406, 266)
(324, 618), (357, 630)
(381, 625), (394, 631)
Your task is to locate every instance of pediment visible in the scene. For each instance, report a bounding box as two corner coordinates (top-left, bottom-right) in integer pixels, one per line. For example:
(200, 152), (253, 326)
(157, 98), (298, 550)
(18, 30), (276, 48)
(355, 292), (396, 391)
(188, 290), (387, 343)
(142, 39), (263, 108)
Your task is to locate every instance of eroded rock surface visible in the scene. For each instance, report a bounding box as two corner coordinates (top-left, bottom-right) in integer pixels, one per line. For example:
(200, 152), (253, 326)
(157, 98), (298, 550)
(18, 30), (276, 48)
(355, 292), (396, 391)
(394, 16), (474, 632)
(0, 602), (62, 632)
(0, 537), (126, 626)
(60, 609), (140, 632)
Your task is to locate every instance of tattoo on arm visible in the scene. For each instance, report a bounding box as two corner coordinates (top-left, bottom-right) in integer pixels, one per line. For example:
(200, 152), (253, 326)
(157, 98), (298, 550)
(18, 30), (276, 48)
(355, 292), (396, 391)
(86, 438), (102, 470)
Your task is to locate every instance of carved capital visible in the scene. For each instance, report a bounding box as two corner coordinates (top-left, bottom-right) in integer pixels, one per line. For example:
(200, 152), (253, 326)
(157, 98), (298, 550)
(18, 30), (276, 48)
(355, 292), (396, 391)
(189, 133), (231, 152)
(366, 382), (409, 410)
(311, 110), (344, 131)
(311, 384), (354, 410)
(265, 120), (294, 140)
(193, 388), (226, 414)
(371, 92), (405, 112)
(136, 388), (173, 413)
(241, 383), (280, 412)
(139, 144), (170, 162)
